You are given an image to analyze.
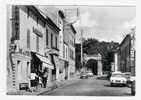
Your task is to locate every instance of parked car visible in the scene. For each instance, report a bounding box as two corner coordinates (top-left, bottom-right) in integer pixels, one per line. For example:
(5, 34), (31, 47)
(110, 72), (127, 86)
(108, 71), (121, 80)
(80, 72), (88, 79)
(123, 72), (131, 84)
(86, 71), (93, 77)
(130, 76), (135, 82)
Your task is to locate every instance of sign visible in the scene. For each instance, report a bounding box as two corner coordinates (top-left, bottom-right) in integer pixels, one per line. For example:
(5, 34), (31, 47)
(33, 27), (43, 37)
(18, 48), (31, 57)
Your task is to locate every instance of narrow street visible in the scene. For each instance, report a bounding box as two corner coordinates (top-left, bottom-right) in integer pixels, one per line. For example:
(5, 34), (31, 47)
(41, 77), (131, 96)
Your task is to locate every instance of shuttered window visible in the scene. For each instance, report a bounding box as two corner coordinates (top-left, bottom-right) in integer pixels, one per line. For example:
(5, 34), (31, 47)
(51, 33), (53, 48)
(36, 35), (39, 52)
(27, 29), (30, 48)
(55, 36), (57, 49)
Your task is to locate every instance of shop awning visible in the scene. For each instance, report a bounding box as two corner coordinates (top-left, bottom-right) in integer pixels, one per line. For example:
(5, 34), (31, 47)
(36, 54), (54, 69)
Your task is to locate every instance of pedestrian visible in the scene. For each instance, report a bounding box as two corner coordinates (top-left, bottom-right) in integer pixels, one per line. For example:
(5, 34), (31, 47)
(42, 68), (48, 88)
(39, 76), (43, 88)
(30, 72), (37, 92)
(35, 73), (39, 91)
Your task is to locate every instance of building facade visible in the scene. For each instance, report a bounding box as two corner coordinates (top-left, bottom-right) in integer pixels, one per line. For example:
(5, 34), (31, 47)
(7, 5), (78, 93)
(118, 27), (136, 76)
(7, 5), (55, 92)
(44, 14), (60, 86)
(64, 24), (76, 79)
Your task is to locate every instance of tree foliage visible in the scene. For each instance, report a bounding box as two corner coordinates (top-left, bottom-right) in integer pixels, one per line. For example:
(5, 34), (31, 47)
(75, 38), (119, 72)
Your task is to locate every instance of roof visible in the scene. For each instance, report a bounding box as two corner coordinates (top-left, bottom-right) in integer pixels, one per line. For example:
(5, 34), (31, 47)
(46, 16), (60, 32)
(120, 34), (131, 47)
(64, 24), (76, 34)
(26, 6), (46, 22)
(70, 24), (76, 34)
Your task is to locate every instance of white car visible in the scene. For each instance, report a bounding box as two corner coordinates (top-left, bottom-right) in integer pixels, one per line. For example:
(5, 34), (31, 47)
(110, 73), (127, 86)
(80, 72), (88, 79)
(86, 72), (93, 77)
(130, 76), (135, 82)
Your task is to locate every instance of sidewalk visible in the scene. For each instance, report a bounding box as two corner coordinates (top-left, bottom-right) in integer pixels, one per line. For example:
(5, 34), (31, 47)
(7, 75), (80, 95)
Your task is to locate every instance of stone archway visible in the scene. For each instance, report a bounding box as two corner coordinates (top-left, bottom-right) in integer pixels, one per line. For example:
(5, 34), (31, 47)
(84, 53), (103, 76)
(86, 59), (98, 75)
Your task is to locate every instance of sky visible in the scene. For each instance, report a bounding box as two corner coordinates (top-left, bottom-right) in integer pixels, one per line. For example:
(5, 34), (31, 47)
(73, 6), (136, 43)
(38, 6), (136, 44)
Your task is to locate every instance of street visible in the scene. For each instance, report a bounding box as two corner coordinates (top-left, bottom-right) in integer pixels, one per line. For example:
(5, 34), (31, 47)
(40, 77), (131, 96)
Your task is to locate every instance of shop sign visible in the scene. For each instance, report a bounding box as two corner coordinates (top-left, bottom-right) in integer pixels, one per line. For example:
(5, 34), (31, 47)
(18, 48), (31, 57)
(33, 27), (43, 37)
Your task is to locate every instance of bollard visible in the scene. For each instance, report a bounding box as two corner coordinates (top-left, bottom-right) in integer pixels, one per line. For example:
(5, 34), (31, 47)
(131, 81), (135, 96)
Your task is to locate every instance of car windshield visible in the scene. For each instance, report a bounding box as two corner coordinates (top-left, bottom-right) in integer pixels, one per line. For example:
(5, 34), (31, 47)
(112, 74), (124, 77)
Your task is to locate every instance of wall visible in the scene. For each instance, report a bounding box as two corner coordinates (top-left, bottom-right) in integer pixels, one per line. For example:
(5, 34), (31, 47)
(64, 25), (76, 79)
(58, 13), (64, 59)
(19, 6), (45, 55)
(119, 35), (131, 73)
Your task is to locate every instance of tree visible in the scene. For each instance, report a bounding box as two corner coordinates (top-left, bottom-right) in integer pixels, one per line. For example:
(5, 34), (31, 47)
(75, 38), (119, 72)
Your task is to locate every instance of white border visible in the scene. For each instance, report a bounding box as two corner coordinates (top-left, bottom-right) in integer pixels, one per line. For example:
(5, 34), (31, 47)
(0, 0), (139, 100)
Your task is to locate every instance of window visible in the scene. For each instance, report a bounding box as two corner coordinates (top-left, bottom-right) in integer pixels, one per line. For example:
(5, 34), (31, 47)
(70, 49), (74, 60)
(27, 62), (29, 76)
(66, 48), (68, 59)
(51, 33), (53, 48)
(36, 35), (39, 52)
(55, 36), (57, 49)
(46, 29), (48, 46)
(27, 29), (30, 48)
(27, 8), (30, 18)
(63, 45), (65, 58)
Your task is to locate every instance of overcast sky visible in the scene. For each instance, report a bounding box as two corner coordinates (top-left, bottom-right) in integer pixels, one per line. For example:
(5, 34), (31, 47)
(38, 6), (136, 44)
(73, 6), (136, 43)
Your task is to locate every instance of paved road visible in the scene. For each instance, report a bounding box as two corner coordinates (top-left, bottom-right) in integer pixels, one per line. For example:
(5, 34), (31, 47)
(41, 77), (131, 96)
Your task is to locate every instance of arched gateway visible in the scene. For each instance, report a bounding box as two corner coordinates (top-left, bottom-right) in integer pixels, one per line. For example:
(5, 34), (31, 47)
(84, 53), (103, 76)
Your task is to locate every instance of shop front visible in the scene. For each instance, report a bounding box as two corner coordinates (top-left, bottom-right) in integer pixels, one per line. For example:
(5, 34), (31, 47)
(30, 52), (54, 88)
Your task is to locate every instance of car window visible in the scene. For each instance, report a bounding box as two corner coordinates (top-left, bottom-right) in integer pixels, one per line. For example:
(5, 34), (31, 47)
(112, 74), (124, 77)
